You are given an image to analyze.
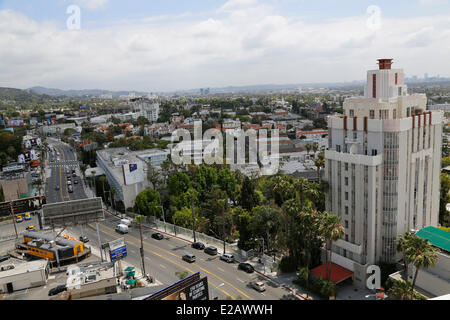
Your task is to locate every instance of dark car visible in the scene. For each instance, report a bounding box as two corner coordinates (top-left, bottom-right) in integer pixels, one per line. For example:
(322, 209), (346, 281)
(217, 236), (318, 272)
(151, 233), (164, 240)
(48, 285), (67, 296)
(238, 263), (254, 273)
(55, 185), (60, 191)
(204, 246), (218, 256)
(74, 179), (79, 184)
(182, 253), (196, 263)
(79, 236), (89, 243)
(191, 242), (205, 250)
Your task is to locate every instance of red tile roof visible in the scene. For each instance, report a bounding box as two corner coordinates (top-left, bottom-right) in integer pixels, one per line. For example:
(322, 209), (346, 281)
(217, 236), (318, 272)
(311, 262), (353, 284)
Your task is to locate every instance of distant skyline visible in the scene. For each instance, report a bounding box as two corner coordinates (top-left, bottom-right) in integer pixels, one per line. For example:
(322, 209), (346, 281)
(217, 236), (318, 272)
(1, 0), (450, 92)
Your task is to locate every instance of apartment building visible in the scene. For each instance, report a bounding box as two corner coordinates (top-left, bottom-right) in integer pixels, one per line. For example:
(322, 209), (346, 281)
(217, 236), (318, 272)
(324, 59), (443, 288)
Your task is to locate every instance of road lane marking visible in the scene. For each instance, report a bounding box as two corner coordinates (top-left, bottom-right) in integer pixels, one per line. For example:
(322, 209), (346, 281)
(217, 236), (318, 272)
(218, 267), (225, 272)
(237, 278), (244, 283)
(91, 224), (235, 299)
(97, 222), (252, 300)
(160, 264), (167, 269)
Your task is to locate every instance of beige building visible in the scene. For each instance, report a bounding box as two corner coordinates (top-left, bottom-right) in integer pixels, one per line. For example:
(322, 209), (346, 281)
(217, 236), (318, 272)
(324, 59), (443, 288)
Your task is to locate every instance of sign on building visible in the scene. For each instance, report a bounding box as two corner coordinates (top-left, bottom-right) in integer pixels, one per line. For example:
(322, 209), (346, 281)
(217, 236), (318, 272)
(122, 161), (144, 185)
(109, 238), (127, 262)
(182, 277), (209, 300)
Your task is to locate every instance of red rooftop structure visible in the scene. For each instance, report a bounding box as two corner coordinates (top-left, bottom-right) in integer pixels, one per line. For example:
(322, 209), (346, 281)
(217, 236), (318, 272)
(311, 262), (354, 284)
(377, 58), (393, 70)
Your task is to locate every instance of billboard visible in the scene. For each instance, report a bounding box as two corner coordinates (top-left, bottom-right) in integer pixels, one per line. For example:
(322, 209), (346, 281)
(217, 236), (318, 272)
(0, 196), (46, 217)
(122, 161), (144, 185)
(109, 238), (127, 262)
(145, 272), (209, 300)
(7, 120), (24, 127)
(25, 138), (42, 149)
(42, 197), (104, 227)
(29, 118), (39, 125)
(18, 150), (38, 163)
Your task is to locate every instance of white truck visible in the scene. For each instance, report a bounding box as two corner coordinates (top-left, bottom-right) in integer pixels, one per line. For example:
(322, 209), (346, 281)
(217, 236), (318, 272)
(115, 224), (129, 234)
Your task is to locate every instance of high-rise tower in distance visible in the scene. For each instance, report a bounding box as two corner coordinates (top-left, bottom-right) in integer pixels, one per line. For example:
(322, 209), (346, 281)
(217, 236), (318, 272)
(324, 59), (443, 288)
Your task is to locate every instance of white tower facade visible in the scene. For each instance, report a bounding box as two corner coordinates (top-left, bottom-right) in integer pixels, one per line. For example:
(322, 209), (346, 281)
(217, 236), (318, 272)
(324, 59), (443, 287)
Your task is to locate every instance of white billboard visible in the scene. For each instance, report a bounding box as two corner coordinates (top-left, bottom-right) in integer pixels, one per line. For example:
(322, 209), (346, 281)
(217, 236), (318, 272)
(122, 161), (144, 185)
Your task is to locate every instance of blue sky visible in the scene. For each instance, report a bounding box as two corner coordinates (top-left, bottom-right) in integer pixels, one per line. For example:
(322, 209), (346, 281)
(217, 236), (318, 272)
(0, 0), (449, 91)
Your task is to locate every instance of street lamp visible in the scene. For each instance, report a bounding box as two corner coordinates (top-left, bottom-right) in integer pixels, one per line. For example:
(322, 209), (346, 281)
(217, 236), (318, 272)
(252, 238), (265, 274)
(212, 283), (225, 300)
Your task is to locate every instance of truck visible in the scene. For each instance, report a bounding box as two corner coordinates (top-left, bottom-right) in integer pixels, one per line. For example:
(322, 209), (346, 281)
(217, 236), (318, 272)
(115, 224), (129, 234)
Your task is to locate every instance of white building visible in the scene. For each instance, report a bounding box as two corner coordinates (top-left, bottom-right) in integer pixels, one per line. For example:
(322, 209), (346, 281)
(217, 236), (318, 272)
(134, 98), (160, 122)
(0, 258), (49, 293)
(96, 148), (150, 209)
(324, 59), (443, 288)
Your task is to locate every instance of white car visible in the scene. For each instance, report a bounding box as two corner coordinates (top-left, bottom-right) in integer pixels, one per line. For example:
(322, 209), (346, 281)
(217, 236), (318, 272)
(219, 253), (234, 263)
(250, 281), (266, 292)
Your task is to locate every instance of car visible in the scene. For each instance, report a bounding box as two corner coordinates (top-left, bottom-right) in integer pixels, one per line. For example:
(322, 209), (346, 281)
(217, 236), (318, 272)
(67, 176), (72, 181)
(238, 263), (254, 273)
(31, 173), (39, 178)
(151, 233), (164, 240)
(26, 225), (35, 231)
(66, 169), (70, 174)
(74, 179), (78, 184)
(191, 242), (205, 250)
(15, 216), (23, 223)
(24, 212), (31, 221)
(79, 236), (89, 243)
(182, 253), (196, 263)
(67, 180), (72, 185)
(204, 246), (218, 256)
(220, 253), (234, 263)
(55, 185), (60, 191)
(249, 281), (266, 292)
(68, 185), (73, 193)
(72, 173), (77, 177)
(48, 285), (67, 296)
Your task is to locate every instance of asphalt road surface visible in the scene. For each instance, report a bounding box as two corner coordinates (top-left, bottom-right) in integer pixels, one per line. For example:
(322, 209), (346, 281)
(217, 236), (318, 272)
(45, 138), (87, 204)
(67, 212), (298, 301)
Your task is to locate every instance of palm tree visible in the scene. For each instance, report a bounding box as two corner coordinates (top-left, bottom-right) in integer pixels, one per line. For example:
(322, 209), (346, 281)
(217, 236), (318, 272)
(305, 144), (311, 156)
(319, 213), (345, 281)
(312, 143), (318, 156)
(314, 156), (325, 182)
(396, 232), (414, 283)
(387, 279), (412, 300)
(134, 215), (147, 277)
(405, 236), (439, 297)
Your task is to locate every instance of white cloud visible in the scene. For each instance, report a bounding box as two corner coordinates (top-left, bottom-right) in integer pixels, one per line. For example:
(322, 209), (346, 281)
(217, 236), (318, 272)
(0, 2), (450, 91)
(67, 0), (109, 10)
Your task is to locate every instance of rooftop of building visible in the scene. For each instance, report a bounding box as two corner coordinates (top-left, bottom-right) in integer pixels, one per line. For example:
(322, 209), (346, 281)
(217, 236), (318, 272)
(0, 257), (48, 279)
(416, 226), (450, 254)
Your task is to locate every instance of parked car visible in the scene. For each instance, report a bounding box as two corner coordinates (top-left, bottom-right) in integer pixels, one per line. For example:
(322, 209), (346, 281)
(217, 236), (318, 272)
(15, 216), (23, 223)
(220, 253), (234, 263)
(48, 285), (67, 296)
(68, 185), (73, 193)
(204, 246), (218, 256)
(151, 233), (164, 240)
(182, 253), (196, 263)
(79, 236), (89, 243)
(74, 179), (78, 184)
(55, 185), (60, 191)
(249, 281), (266, 292)
(238, 263), (254, 273)
(26, 225), (35, 231)
(191, 242), (205, 250)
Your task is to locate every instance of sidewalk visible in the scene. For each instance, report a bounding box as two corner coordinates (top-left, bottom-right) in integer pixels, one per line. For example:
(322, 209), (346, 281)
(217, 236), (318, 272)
(104, 207), (315, 300)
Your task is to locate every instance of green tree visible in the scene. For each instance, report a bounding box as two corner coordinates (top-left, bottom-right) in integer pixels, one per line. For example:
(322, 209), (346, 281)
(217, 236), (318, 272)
(405, 235), (439, 297)
(439, 173), (450, 226)
(249, 206), (280, 253)
(168, 172), (191, 196)
(218, 168), (238, 202)
(238, 176), (259, 211)
(319, 213), (345, 281)
(135, 189), (161, 217)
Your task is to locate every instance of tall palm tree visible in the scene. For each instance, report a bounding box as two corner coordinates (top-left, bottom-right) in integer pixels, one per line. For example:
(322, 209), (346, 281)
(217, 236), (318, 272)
(134, 215), (147, 277)
(312, 143), (318, 156)
(396, 232), (414, 283)
(405, 236), (439, 298)
(319, 213), (345, 281)
(314, 157), (325, 182)
(305, 143), (311, 156)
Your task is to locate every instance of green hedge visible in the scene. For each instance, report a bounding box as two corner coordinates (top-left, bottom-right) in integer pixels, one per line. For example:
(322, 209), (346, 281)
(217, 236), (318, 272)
(293, 267), (337, 299)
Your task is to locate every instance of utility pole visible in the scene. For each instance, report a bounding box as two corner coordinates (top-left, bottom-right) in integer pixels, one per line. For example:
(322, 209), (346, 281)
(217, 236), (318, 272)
(191, 197), (196, 243)
(10, 201), (18, 239)
(221, 203), (225, 254)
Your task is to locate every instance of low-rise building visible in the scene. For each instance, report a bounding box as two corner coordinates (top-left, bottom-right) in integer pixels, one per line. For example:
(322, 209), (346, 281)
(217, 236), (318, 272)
(0, 258), (49, 294)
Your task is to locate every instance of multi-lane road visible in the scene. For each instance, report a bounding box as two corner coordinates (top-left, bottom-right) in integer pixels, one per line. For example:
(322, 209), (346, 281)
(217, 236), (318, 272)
(45, 138), (87, 203)
(40, 138), (297, 300)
